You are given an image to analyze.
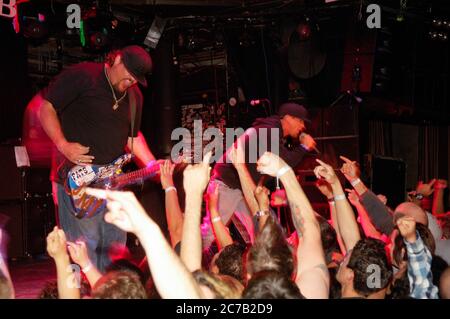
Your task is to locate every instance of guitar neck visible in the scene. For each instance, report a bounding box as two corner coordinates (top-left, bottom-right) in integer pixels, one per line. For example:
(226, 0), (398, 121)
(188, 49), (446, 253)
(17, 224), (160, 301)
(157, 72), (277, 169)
(111, 164), (159, 187)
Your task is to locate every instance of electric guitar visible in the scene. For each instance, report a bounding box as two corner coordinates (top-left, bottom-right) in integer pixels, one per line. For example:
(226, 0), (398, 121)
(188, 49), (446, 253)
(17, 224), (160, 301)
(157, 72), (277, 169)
(66, 154), (160, 219)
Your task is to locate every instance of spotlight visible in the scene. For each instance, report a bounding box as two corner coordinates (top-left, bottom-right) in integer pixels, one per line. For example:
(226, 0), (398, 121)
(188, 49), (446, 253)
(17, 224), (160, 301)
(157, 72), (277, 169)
(438, 32), (448, 41)
(228, 97), (237, 107)
(296, 19), (311, 41)
(22, 16), (48, 41)
(432, 19), (442, 28)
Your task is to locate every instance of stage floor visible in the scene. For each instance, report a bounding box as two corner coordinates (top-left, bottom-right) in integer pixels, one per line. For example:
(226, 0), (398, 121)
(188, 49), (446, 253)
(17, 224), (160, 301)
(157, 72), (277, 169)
(9, 257), (56, 299)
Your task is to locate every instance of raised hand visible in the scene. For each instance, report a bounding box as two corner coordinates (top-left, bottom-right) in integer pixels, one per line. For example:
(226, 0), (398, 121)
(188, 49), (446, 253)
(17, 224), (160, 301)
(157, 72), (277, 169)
(416, 179), (436, 197)
(228, 138), (245, 166)
(255, 185), (270, 211)
(377, 194), (388, 205)
(315, 179), (333, 199)
(85, 188), (152, 236)
(314, 159), (339, 185)
(183, 151), (212, 196)
(67, 241), (91, 269)
(46, 226), (68, 260)
(160, 160), (175, 190)
(256, 152), (287, 177)
(345, 188), (360, 207)
(339, 156), (360, 182)
(396, 215), (417, 243)
(206, 181), (220, 213)
(435, 179), (448, 190)
(270, 188), (287, 207)
(58, 141), (95, 165)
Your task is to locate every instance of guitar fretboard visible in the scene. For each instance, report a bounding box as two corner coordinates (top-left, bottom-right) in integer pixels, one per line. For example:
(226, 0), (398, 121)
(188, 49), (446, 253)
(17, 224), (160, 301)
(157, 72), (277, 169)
(97, 163), (160, 188)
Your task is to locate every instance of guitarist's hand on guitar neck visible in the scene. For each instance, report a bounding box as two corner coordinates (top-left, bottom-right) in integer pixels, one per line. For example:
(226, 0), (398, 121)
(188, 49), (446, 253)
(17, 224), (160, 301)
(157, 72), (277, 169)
(58, 140), (95, 165)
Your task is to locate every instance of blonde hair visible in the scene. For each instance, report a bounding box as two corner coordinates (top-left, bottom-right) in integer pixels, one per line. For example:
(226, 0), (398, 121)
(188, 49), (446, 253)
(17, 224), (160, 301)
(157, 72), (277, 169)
(193, 270), (243, 299)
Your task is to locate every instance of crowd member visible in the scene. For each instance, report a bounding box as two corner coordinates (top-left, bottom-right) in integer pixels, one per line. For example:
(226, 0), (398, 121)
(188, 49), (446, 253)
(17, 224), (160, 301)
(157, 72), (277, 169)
(256, 152), (330, 298)
(339, 157), (450, 265)
(313, 158), (392, 299)
(7, 141), (449, 299)
(395, 214), (439, 298)
(440, 267), (450, 299)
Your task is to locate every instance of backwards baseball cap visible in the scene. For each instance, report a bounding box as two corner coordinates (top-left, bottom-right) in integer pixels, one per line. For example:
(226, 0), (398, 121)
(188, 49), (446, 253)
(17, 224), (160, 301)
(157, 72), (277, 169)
(278, 102), (311, 123)
(121, 45), (153, 87)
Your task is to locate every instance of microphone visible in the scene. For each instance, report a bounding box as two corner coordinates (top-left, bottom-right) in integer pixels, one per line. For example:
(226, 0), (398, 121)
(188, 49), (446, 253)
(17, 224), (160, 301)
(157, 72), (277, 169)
(250, 98), (269, 106)
(346, 90), (363, 103)
(300, 132), (321, 154)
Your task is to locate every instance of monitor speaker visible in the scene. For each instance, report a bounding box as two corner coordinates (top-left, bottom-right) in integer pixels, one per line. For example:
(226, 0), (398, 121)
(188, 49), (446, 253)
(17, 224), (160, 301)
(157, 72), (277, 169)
(364, 154), (407, 209)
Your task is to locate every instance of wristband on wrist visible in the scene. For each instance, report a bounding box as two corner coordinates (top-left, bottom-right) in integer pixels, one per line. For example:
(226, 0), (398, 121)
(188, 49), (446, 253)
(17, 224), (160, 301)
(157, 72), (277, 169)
(327, 198), (336, 205)
(277, 165), (291, 179)
(334, 194), (346, 201)
(82, 262), (92, 273)
(351, 178), (361, 187)
(165, 186), (177, 193)
(211, 216), (221, 223)
(276, 165), (291, 189)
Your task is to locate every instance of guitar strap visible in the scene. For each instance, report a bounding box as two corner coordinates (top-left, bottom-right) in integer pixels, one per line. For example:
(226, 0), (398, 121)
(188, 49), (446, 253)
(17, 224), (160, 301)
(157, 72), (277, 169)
(128, 87), (137, 157)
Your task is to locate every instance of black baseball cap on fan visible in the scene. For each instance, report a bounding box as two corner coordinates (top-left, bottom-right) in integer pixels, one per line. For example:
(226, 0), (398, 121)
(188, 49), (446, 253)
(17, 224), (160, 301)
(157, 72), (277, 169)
(121, 45), (153, 87)
(278, 102), (311, 123)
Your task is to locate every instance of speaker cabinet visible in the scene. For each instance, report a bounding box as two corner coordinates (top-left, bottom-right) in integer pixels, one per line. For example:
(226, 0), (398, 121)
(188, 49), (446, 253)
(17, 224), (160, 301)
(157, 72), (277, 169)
(25, 196), (56, 256)
(0, 201), (25, 259)
(365, 154), (407, 209)
(0, 196), (55, 259)
(0, 146), (24, 201)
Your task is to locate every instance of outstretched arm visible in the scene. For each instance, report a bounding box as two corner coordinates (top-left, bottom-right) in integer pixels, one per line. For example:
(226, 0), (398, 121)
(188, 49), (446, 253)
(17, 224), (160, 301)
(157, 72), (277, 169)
(340, 156), (394, 235)
(257, 152), (329, 299)
(180, 152), (212, 272)
(316, 180), (346, 255)
(315, 159), (361, 251)
(346, 188), (383, 240)
(207, 182), (233, 250)
(67, 241), (102, 288)
(229, 136), (260, 216)
(86, 188), (202, 298)
(160, 160), (184, 249)
(46, 227), (80, 299)
(432, 179), (447, 215)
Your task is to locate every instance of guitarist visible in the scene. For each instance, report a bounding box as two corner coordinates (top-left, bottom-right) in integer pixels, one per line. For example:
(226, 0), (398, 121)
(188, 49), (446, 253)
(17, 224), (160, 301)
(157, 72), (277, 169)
(38, 46), (156, 272)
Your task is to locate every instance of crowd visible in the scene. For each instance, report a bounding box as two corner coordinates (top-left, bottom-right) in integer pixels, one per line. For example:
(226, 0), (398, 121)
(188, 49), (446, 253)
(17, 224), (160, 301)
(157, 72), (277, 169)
(1, 145), (449, 299)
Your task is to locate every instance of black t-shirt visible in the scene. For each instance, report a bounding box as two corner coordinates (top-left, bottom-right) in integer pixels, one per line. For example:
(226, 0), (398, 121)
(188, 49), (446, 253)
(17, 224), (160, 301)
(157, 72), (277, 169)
(45, 62), (143, 183)
(213, 116), (307, 189)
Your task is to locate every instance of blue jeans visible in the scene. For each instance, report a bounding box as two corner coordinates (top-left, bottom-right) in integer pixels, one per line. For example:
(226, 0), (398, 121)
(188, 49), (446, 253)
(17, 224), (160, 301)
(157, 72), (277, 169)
(54, 182), (126, 273)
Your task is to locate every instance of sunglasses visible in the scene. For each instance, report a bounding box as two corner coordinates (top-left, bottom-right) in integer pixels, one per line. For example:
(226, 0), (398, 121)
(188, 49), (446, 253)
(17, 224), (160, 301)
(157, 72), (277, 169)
(407, 191), (424, 200)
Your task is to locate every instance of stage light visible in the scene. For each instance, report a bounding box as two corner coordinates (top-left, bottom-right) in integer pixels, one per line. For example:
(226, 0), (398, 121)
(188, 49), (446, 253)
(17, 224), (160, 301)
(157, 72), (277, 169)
(296, 21), (311, 41)
(22, 16), (48, 41)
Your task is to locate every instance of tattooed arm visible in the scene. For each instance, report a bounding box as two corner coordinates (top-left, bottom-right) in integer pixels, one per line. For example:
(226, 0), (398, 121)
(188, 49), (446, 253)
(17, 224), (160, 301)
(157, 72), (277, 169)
(257, 152), (329, 299)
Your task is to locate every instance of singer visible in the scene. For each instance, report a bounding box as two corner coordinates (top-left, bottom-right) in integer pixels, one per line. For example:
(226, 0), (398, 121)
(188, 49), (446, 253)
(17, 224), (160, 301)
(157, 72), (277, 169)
(201, 102), (317, 251)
